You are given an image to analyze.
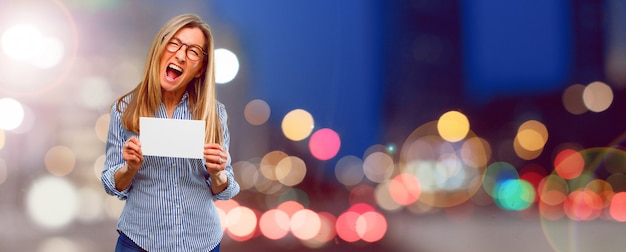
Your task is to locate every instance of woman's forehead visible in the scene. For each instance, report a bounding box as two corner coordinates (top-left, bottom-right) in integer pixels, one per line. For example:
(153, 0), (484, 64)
(172, 27), (206, 46)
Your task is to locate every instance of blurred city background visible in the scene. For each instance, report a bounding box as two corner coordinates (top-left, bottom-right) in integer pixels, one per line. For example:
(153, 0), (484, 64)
(0, 0), (625, 251)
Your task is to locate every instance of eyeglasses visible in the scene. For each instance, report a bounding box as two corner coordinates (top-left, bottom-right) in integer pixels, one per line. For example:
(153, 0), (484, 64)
(165, 38), (207, 61)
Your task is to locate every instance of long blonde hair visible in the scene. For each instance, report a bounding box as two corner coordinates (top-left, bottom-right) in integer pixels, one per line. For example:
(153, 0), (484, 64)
(116, 14), (223, 145)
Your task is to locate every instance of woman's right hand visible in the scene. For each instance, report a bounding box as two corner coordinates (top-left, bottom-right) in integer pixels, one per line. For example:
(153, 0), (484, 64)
(123, 136), (144, 171)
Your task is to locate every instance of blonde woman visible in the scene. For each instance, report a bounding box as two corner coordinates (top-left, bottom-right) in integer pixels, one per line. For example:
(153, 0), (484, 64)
(102, 14), (239, 252)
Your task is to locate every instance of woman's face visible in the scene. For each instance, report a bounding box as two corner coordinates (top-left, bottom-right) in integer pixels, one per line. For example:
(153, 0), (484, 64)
(159, 27), (206, 94)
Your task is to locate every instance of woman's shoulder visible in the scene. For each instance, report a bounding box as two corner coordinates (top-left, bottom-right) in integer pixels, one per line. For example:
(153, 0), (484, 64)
(110, 92), (134, 113)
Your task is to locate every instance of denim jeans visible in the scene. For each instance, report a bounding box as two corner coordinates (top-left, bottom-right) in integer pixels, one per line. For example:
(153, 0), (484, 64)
(115, 232), (221, 252)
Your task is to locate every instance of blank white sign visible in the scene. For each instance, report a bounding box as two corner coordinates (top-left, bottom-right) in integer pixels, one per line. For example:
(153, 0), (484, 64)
(139, 117), (205, 159)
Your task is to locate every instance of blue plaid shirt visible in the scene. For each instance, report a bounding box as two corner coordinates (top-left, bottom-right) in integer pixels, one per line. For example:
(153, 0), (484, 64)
(102, 92), (239, 251)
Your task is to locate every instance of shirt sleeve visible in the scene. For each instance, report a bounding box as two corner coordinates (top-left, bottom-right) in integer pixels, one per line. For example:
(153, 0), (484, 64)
(207, 102), (240, 200)
(101, 101), (131, 200)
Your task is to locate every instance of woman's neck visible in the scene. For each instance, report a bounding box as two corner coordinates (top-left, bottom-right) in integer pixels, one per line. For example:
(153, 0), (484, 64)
(162, 89), (184, 118)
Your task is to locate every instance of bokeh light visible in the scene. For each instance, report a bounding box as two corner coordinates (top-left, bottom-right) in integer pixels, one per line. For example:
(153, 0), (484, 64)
(260, 150), (288, 181)
(0, 98), (25, 130)
(335, 211), (361, 242)
(375, 179), (403, 212)
(290, 209), (321, 240)
(609, 192), (626, 222)
(483, 162), (519, 197)
(516, 120), (548, 152)
(1, 24), (65, 69)
(308, 128), (341, 161)
(582, 81), (613, 112)
(0, 1), (625, 251)
(437, 111), (470, 142)
(1, 24), (43, 61)
(275, 156), (307, 186)
(336, 203), (387, 243)
(259, 209), (291, 240)
(31, 36), (65, 69)
(562, 84), (588, 115)
(225, 206), (257, 240)
(233, 160), (259, 191)
(553, 149), (584, 180)
(44, 145), (76, 176)
(26, 176), (78, 229)
(363, 151), (394, 183)
(214, 48), (240, 84)
(335, 155), (365, 187)
(493, 179), (536, 211)
(281, 109), (314, 141)
(301, 212), (336, 248)
(460, 136), (491, 168)
(388, 173), (422, 206)
(244, 99), (271, 126)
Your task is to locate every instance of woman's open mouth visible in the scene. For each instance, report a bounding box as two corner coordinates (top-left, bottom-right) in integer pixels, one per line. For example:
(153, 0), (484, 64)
(165, 63), (183, 81)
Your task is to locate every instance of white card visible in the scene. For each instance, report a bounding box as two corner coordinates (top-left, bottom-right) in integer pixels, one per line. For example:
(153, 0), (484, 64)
(140, 117), (205, 159)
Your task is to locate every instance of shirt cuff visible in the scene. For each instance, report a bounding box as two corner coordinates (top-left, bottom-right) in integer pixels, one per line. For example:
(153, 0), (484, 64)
(207, 172), (240, 200)
(102, 165), (131, 200)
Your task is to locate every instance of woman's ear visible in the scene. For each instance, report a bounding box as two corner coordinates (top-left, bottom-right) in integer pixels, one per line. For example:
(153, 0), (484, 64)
(195, 66), (205, 78)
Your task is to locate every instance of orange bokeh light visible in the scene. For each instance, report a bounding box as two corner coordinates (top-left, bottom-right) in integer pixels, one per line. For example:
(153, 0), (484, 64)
(554, 149), (584, 180)
(610, 192), (626, 222)
(389, 173), (421, 206)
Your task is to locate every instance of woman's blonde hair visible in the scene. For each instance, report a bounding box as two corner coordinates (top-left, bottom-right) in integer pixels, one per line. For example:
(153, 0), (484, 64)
(116, 13), (223, 145)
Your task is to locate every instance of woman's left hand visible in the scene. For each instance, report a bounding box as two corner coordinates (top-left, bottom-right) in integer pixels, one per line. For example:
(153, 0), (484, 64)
(204, 143), (227, 175)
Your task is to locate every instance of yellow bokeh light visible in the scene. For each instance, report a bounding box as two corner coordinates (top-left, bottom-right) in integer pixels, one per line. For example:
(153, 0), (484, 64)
(513, 137), (543, 160)
(437, 111), (470, 142)
(281, 109), (314, 141)
(516, 120), (548, 152)
(517, 129), (545, 151)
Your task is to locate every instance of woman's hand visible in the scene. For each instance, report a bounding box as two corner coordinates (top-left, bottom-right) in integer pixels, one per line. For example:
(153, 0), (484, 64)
(204, 143), (227, 175)
(123, 136), (144, 171)
(204, 143), (229, 194)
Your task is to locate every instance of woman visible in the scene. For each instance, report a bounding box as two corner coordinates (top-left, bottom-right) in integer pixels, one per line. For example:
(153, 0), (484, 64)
(101, 14), (240, 252)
